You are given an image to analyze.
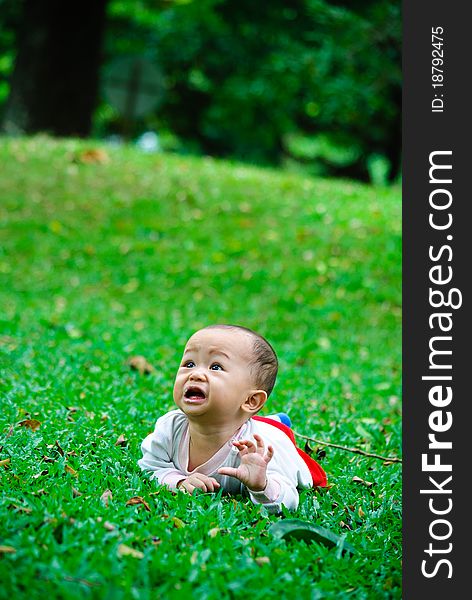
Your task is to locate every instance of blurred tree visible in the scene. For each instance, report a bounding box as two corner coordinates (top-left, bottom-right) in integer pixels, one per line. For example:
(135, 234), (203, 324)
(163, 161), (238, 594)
(294, 0), (401, 180)
(315, 0), (401, 181)
(104, 0), (400, 180)
(0, 0), (401, 181)
(0, 1), (21, 114)
(2, 0), (108, 136)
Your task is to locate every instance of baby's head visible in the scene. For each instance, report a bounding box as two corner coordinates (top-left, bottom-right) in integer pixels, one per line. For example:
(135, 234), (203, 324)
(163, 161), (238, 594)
(173, 324), (278, 427)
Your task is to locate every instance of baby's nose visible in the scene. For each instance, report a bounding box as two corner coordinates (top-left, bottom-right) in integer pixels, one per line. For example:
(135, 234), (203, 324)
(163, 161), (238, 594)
(189, 368), (206, 381)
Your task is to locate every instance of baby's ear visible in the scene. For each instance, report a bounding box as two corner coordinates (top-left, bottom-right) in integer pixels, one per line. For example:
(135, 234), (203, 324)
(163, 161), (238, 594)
(242, 390), (267, 415)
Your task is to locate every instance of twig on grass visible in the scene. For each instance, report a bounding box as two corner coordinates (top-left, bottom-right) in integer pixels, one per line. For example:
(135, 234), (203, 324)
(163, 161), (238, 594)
(292, 430), (402, 463)
(63, 576), (101, 588)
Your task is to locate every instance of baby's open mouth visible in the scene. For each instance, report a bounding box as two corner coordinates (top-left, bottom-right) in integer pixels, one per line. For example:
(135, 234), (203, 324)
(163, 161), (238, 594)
(184, 386), (206, 401)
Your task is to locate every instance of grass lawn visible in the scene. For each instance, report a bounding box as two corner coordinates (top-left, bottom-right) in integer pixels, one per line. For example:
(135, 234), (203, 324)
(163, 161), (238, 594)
(0, 136), (401, 599)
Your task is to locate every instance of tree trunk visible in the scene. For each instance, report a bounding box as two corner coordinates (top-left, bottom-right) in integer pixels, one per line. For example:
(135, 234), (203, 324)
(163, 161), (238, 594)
(386, 86), (402, 182)
(2, 0), (108, 137)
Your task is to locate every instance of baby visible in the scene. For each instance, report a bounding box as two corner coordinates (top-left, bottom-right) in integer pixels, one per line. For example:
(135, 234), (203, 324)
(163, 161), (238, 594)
(138, 324), (326, 511)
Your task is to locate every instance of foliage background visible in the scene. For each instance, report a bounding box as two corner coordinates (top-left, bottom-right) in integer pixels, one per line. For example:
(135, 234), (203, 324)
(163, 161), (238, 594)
(0, 0), (401, 181)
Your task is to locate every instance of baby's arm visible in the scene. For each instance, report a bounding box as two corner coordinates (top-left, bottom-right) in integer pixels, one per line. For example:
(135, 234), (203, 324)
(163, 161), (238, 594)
(138, 412), (187, 489)
(139, 412), (220, 493)
(217, 433), (304, 512)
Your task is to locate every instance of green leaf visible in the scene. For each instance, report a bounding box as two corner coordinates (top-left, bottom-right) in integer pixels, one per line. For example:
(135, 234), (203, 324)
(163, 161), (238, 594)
(269, 519), (356, 555)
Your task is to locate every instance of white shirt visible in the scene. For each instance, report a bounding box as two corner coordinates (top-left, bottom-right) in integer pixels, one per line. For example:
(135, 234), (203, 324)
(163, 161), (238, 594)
(138, 409), (312, 512)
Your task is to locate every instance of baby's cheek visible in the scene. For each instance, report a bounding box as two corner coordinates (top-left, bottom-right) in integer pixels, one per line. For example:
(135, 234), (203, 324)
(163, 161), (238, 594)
(172, 382), (181, 402)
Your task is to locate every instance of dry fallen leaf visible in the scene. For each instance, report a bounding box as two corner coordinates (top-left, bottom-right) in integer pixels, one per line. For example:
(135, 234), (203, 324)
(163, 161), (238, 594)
(339, 520), (352, 531)
(358, 506), (366, 518)
(208, 528), (220, 538)
(117, 544), (144, 559)
(126, 355), (155, 375)
(126, 496), (151, 512)
(76, 149), (110, 164)
(255, 556), (271, 566)
(171, 516), (185, 529)
(0, 335), (17, 347)
(72, 487), (82, 498)
(0, 458), (11, 468)
(114, 434), (128, 447)
(42, 455), (56, 464)
(0, 545), (16, 554)
(55, 441), (65, 457)
(352, 476), (374, 488)
(103, 521), (115, 532)
(18, 419), (41, 431)
(65, 464), (78, 477)
(101, 489), (113, 507)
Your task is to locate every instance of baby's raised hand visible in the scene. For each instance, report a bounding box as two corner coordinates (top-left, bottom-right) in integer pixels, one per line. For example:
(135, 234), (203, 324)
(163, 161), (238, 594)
(217, 434), (274, 492)
(177, 473), (221, 494)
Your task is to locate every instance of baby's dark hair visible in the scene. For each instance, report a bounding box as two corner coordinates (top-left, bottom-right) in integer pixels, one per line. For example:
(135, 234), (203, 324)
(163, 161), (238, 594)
(204, 324), (278, 396)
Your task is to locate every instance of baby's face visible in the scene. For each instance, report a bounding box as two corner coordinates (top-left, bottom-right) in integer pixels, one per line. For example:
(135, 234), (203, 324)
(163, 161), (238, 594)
(173, 328), (256, 425)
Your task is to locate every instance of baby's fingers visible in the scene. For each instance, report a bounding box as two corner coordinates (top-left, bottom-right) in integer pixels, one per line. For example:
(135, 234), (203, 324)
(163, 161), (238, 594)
(189, 477), (208, 492)
(253, 434), (265, 454)
(264, 445), (274, 464)
(234, 439), (256, 453)
(196, 474), (220, 492)
(217, 466), (239, 479)
(207, 477), (221, 492)
(181, 482), (195, 494)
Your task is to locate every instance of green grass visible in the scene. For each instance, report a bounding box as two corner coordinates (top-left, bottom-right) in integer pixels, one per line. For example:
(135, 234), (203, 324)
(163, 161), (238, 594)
(0, 136), (401, 599)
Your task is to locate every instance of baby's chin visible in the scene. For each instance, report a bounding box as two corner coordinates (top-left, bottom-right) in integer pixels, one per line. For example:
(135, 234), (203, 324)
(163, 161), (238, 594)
(175, 396), (208, 414)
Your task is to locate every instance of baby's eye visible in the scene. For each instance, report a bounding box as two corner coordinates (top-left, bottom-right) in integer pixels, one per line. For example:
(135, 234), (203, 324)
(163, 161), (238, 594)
(210, 363), (223, 371)
(183, 361), (195, 368)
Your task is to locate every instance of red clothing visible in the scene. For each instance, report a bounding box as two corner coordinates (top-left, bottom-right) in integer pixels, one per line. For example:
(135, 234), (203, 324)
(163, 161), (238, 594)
(253, 416), (327, 487)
